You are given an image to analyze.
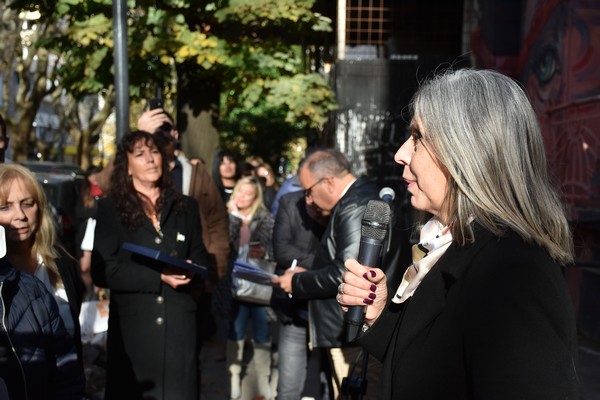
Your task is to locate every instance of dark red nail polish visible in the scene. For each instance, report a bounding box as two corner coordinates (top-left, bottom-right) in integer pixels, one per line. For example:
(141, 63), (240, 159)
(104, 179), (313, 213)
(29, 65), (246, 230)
(363, 298), (373, 305)
(370, 270), (377, 278)
(370, 284), (376, 292)
(368, 293), (376, 300)
(363, 272), (369, 280)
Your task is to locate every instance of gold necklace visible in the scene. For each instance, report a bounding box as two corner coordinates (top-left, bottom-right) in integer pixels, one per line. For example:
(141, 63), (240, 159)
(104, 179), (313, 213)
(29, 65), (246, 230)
(153, 220), (163, 237)
(149, 212), (163, 237)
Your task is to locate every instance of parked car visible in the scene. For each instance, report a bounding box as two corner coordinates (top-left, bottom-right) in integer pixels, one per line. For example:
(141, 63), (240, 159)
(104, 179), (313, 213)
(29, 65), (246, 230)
(20, 161), (85, 180)
(19, 161), (85, 256)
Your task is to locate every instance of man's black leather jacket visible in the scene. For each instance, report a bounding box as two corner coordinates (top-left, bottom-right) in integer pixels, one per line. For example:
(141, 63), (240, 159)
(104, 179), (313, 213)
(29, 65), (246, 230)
(291, 176), (379, 348)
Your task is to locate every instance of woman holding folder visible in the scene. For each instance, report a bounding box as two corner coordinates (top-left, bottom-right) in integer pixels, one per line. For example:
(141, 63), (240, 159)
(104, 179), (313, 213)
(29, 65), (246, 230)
(226, 176), (275, 400)
(92, 130), (209, 400)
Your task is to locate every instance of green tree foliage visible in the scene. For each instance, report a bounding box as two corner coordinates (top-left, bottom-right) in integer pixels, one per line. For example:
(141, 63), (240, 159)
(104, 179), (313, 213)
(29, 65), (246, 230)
(212, 0), (337, 166)
(8, 0), (337, 169)
(0, 4), (61, 162)
(0, 2), (114, 164)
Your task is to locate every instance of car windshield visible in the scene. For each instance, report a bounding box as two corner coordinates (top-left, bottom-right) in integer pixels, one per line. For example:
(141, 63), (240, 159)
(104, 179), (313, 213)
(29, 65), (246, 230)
(20, 161), (84, 179)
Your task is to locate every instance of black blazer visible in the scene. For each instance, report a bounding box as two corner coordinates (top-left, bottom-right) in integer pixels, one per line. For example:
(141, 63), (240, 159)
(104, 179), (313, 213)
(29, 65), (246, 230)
(92, 195), (208, 400)
(271, 190), (326, 324)
(272, 190), (325, 270)
(359, 226), (579, 399)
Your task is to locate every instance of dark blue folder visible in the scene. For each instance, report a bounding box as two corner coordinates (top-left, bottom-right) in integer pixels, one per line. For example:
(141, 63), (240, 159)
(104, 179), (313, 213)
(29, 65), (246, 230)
(122, 242), (208, 278)
(233, 260), (277, 286)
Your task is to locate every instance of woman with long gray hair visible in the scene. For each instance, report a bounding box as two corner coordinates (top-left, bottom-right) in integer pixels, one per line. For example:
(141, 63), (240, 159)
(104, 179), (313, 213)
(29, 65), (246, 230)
(338, 69), (578, 399)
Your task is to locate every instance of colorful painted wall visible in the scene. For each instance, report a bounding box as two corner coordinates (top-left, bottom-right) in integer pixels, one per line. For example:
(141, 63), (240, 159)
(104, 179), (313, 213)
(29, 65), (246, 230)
(472, 0), (600, 340)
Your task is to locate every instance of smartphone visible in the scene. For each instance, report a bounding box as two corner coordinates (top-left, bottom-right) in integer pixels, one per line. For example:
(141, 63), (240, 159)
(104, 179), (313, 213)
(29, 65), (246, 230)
(149, 98), (163, 110)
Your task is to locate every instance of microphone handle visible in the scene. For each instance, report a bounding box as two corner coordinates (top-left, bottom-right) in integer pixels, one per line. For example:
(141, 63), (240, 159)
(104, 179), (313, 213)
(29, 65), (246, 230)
(345, 237), (383, 342)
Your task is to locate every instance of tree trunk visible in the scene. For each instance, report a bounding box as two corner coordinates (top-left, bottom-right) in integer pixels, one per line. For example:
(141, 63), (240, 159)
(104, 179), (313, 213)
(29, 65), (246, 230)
(9, 18), (57, 161)
(78, 88), (115, 168)
(176, 62), (221, 173)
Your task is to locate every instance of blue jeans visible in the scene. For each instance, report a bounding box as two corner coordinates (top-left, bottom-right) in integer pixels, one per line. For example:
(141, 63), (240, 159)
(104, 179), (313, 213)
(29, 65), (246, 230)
(228, 301), (270, 344)
(277, 322), (323, 400)
(277, 322), (307, 399)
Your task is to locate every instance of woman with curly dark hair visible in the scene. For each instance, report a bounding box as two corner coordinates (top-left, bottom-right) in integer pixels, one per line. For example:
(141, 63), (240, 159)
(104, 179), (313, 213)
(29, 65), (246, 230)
(92, 130), (209, 400)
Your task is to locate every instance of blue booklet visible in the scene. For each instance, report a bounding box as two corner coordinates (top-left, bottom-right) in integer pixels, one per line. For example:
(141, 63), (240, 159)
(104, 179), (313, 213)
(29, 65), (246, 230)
(233, 260), (277, 286)
(122, 242), (208, 278)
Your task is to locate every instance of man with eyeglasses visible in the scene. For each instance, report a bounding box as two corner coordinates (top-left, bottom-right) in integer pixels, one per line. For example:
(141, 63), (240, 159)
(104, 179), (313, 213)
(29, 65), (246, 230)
(272, 148), (379, 399)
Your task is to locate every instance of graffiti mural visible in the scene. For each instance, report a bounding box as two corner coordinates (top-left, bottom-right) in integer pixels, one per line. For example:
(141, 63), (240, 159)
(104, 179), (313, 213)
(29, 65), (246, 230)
(472, 0), (600, 254)
(519, 0), (600, 205)
(472, 0), (600, 340)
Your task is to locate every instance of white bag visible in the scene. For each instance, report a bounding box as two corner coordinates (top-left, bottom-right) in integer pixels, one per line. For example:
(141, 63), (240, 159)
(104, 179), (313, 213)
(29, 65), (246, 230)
(80, 218), (96, 251)
(79, 299), (109, 346)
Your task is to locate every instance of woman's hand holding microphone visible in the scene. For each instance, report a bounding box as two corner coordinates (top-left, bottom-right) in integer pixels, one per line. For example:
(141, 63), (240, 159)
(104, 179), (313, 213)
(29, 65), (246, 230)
(338, 259), (388, 328)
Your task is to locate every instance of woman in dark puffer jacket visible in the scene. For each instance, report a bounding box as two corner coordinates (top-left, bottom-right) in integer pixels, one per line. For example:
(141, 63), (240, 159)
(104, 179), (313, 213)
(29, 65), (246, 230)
(0, 258), (85, 400)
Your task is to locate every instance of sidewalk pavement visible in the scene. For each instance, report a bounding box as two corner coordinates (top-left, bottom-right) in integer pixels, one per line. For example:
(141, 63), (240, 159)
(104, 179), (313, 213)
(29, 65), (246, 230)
(85, 334), (600, 399)
(200, 338), (229, 398)
(200, 337), (279, 400)
(199, 335), (600, 400)
(578, 335), (600, 400)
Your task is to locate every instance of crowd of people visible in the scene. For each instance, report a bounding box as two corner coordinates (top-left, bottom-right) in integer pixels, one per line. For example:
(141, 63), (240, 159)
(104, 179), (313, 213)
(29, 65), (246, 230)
(0, 67), (580, 400)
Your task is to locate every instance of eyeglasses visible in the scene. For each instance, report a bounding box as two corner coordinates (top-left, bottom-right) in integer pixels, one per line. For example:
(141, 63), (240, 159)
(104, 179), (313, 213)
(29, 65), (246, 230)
(303, 177), (327, 198)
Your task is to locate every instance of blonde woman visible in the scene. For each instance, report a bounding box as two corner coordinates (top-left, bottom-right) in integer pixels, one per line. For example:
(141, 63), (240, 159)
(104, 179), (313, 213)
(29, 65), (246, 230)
(0, 164), (85, 367)
(226, 176), (275, 400)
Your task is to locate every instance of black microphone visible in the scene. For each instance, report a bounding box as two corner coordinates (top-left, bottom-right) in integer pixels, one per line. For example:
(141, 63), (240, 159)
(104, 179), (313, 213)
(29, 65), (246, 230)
(345, 199), (391, 342)
(379, 187), (395, 205)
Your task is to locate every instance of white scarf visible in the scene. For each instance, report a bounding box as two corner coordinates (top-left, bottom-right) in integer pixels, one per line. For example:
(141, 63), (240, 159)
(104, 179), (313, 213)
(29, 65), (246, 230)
(392, 217), (453, 304)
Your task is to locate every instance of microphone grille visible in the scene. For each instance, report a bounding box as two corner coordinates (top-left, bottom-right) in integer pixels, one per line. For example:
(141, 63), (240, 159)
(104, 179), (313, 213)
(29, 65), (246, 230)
(361, 200), (391, 241)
